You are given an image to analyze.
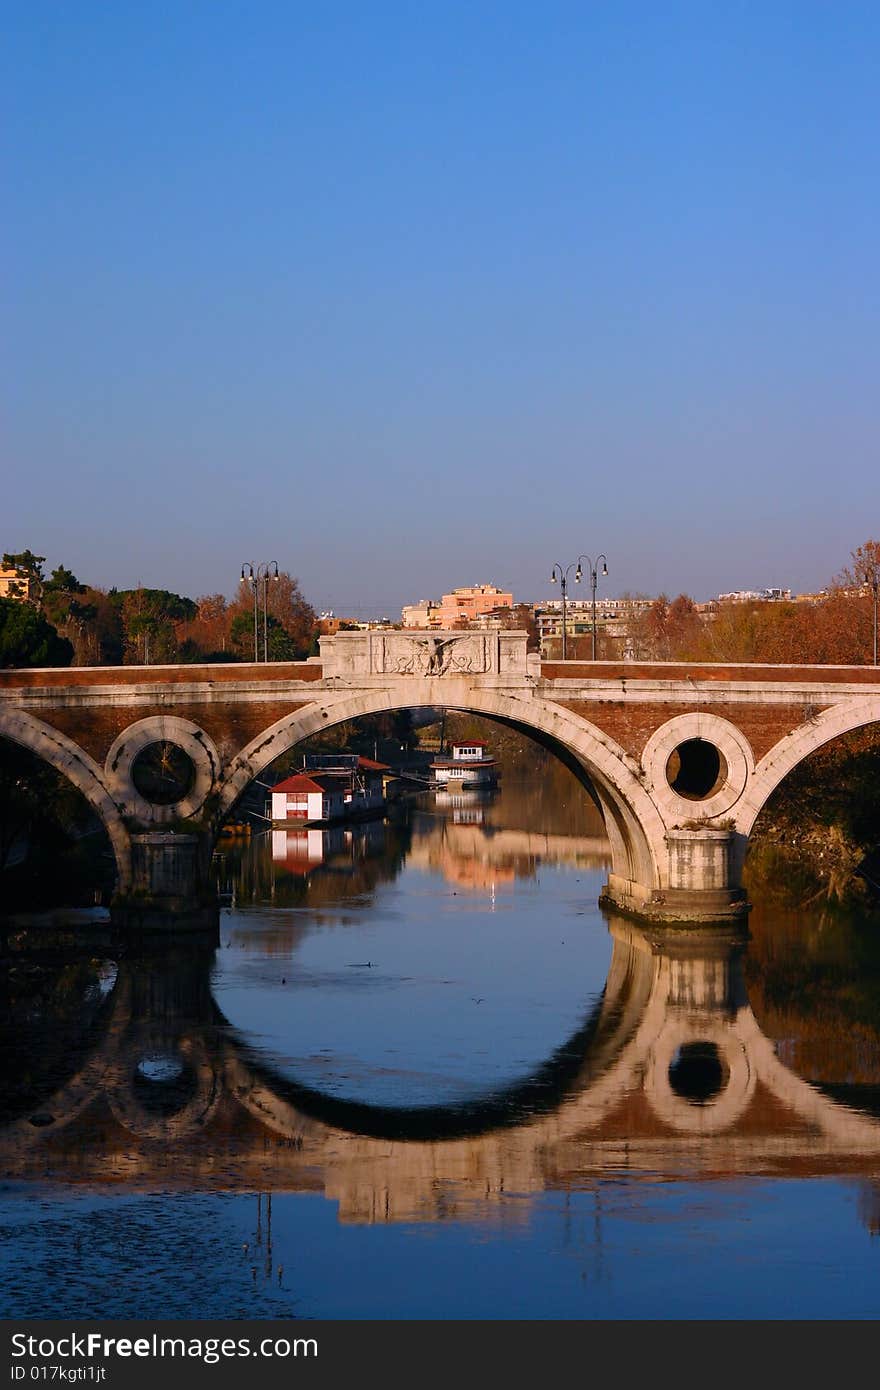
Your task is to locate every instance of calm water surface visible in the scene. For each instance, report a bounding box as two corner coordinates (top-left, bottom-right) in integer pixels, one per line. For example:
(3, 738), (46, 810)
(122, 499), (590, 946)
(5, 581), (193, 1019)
(2, 774), (880, 1319)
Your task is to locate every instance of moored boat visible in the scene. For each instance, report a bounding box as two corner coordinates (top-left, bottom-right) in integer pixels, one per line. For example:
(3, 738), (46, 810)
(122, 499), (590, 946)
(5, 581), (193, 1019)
(430, 739), (498, 790)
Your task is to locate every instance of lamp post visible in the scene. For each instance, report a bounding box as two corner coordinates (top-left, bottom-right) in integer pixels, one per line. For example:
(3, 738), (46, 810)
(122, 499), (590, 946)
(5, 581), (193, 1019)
(856, 554), (880, 666)
(550, 561), (580, 662)
(575, 553), (608, 661)
(240, 563), (258, 661)
(241, 561), (280, 662)
(258, 561), (279, 662)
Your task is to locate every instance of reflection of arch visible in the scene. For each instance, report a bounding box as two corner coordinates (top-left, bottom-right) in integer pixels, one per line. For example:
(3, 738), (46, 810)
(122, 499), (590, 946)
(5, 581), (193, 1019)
(1, 950), (221, 1147)
(217, 970), (638, 1143)
(734, 697), (880, 865)
(0, 708), (131, 890)
(7, 923), (880, 1204)
(215, 688), (669, 894)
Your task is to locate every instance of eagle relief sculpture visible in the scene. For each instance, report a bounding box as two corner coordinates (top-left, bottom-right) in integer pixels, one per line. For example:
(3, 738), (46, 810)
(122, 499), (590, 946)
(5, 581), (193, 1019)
(388, 633), (484, 676)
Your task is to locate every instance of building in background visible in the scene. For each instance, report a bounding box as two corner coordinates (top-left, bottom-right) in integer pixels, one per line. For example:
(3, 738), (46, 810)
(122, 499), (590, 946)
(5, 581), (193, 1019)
(436, 584), (513, 627)
(401, 599), (441, 628)
(0, 568), (33, 602)
(534, 596), (653, 657)
(716, 588), (793, 603)
(402, 584), (513, 629)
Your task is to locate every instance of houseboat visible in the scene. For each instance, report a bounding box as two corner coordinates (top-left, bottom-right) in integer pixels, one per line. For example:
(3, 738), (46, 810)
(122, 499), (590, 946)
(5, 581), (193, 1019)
(269, 754), (391, 826)
(430, 740), (498, 790)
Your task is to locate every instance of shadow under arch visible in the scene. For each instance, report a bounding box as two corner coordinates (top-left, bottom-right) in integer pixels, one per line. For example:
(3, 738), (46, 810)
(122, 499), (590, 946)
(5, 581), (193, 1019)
(0, 709), (131, 891)
(214, 688), (667, 896)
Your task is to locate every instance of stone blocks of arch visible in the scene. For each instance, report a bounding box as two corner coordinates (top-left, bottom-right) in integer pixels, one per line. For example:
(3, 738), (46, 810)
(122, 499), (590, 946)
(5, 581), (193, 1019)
(734, 695), (880, 839)
(641, 712), (755, 825)
(0, 708), (134, 891)
(105, 715), (221, 823)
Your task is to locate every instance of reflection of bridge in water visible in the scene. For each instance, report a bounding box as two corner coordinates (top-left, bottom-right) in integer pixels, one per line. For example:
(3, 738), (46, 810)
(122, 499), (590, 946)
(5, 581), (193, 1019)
(4, 917), (880, 1225)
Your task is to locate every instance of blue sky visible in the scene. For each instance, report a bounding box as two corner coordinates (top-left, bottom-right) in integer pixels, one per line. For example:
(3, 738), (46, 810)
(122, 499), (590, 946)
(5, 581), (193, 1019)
(4, 2), (879, 616)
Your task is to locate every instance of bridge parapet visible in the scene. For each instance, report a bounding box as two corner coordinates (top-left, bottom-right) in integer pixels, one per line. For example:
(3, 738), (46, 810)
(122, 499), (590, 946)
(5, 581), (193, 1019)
(319, 629), (533, 681)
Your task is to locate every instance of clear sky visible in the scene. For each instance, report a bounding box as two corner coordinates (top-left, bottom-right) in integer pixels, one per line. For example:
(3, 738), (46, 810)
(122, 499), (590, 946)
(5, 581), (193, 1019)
(4, 2), (879, 616)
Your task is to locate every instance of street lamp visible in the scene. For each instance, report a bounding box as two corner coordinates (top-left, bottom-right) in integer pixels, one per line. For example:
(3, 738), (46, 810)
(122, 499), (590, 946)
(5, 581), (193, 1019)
(856, 554), (880, 666)
(240, 563), (258, 662)
(258, 561), (279, 662)
(575, 553), (608, 661)
(549, 561), (580, 662)
(241, 561), (280, 661)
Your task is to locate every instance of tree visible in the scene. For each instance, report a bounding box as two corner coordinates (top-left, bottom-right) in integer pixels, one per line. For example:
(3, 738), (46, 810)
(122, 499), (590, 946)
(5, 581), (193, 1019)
(76, 587), (124, 665)
(0, 597), (73, 667)
(40, 566), (96, 659)
(836, 539), (880, 591)
(175, 594), (234, 662)
(43, 564), (84, 597)
(630, 593), (702, 660)
(836, 540), (880, 665)
(116, 587), (197, 664)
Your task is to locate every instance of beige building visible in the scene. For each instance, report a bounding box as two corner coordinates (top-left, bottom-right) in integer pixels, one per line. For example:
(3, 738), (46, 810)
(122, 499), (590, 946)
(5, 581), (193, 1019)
(401, 599), (441, 629)
(0, 567), (33, 602)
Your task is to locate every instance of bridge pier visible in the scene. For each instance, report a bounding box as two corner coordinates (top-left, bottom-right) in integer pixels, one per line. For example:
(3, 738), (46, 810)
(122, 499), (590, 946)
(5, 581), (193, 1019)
(111, 832), (218, 934)
(601, 828), (749, 926)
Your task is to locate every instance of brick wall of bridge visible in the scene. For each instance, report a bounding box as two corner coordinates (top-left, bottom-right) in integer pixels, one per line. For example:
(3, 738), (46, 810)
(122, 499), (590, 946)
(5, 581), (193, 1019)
(540, 662), (880, 685)
(42, 700), (317, 766)
(553, 699), (820, 764)
(0, 661), (324, 689)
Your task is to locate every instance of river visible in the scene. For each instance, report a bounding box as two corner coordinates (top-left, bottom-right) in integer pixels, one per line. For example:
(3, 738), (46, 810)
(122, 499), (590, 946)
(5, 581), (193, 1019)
(2, 767), (880, 1320)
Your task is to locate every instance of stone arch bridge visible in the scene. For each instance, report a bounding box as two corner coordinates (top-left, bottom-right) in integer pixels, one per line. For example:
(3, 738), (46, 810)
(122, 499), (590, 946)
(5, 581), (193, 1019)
(2, 629), (880, 927)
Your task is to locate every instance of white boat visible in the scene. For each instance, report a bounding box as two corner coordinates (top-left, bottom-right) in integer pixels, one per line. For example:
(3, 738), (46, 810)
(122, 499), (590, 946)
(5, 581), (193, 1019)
(430, 740), (498, 790)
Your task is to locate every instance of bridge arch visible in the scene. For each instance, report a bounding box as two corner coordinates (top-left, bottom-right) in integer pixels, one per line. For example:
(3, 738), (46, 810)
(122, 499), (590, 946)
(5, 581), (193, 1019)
(213, 685), (670, 895)
(0, 708), (132, 891)
(734, 695), (880, 847)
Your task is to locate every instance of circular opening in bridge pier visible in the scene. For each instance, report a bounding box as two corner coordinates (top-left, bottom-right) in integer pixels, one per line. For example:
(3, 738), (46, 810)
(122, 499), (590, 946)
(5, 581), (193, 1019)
(131, 741), (196, 805)
(665, 739), (726, 801)
(668, 1041), (727, 1105)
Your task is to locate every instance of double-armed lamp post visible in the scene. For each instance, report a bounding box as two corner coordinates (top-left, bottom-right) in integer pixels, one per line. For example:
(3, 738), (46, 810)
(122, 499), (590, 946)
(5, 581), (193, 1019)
(550, 553), (609, 661)
(549, 561), (578, 662)
(240, 561), (280, 662)
(578, 553), (609, 661)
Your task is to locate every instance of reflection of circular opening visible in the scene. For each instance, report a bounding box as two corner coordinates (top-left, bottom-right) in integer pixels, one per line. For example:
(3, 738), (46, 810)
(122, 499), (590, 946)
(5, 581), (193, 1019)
(132, 1052), (196, 1114)
(666, 739), (726, 800)
(668, 1041), (727, 1104)
(136, 1055), (185, 1083)
(131, 742), (195, 805)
